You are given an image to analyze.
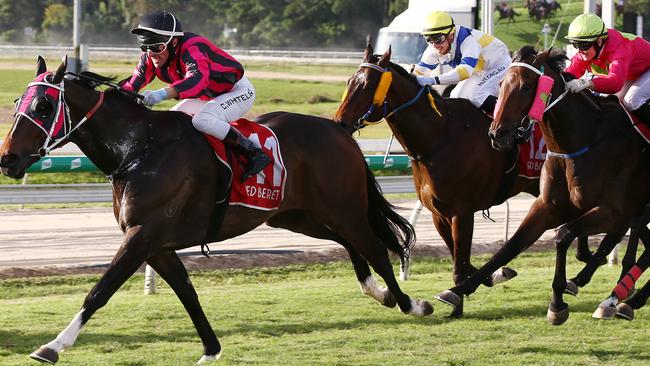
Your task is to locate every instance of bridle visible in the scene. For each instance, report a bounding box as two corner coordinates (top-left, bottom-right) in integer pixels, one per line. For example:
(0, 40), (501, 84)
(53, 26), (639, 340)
(355, 63), (442, 130)
(14, 73), (104, 158)
(506, 61), (570, 148)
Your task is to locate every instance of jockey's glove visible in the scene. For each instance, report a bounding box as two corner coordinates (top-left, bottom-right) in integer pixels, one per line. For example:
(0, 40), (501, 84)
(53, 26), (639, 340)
(566, 78), (593, 93)
(141, 88), (169, 107)
(416, 75), (440, 86)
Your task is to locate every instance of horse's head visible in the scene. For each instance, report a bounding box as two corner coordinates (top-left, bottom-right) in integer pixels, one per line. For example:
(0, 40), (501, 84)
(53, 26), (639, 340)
(489, 46), (565, 150)
(333, 43), (396, 133)
(0, 56), (69, 178)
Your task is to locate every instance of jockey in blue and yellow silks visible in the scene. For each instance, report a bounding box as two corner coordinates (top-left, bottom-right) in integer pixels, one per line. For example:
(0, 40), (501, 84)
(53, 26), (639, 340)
(414, 11), (511, 115)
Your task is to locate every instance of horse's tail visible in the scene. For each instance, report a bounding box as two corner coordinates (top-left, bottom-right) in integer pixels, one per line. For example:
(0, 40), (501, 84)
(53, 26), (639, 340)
(364, 164), (416, 261)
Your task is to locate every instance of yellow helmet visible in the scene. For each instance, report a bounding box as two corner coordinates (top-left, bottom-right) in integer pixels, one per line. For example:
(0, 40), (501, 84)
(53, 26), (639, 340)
(421, 11), (455, 35)
(565, 13), (608, 41)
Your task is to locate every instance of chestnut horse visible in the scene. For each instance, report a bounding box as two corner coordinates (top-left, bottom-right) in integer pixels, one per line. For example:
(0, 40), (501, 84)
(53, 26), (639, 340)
(436, 46), (650, 324)
(1, 56), (433, 364)
(334, 44), (593, 317)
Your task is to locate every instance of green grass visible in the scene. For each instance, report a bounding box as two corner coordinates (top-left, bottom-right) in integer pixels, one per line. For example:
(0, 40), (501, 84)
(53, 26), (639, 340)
(1, 251), (650, 365)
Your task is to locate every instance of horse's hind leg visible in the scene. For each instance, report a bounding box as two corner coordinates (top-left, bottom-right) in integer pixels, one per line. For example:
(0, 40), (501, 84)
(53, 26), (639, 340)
(146, 251), (221, 363)
(266, 212), (395, 308)
(30, 226), (150, 364)
(334, 220), (432, 316)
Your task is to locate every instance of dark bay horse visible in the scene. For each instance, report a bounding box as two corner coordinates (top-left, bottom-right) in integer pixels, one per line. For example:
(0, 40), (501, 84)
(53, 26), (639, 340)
(1, 56), (433, 364)
(333, 44), (592, 317)
(436, 46), (650, 324)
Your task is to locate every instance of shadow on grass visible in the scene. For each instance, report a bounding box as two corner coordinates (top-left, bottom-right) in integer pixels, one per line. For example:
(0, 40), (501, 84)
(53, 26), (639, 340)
(516, 345), (650, 362)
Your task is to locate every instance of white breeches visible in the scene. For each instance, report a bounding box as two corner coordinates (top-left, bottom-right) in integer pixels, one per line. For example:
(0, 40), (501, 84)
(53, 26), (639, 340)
(450, 58), (510, 108)
(170, 76), (256, 139)
(615, 68), (650, 111)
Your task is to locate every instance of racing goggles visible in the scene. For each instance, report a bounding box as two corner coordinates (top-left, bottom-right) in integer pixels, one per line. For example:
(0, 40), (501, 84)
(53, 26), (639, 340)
(140, 38), (171, 54)
(424, 33), (448, 45)
(571, 41), (594, 52)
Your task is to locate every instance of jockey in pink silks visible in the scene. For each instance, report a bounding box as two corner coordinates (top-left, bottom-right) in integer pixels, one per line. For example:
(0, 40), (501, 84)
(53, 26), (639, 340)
(564, 13), (650, 123)
(123, 10), (271, 181)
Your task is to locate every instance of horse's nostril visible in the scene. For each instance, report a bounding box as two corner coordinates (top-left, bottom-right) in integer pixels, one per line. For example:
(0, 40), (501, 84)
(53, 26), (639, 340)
(0, 154), (15, 168)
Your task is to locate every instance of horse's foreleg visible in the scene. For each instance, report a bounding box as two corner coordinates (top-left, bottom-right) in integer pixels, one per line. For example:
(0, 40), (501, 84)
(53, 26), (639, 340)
(568, 231), (625, 294)
(146, 251), (222, 363)
(435, 200), (560, 317)
(549, 207), (624, 324)
(575, 236), (593, 263)
(30, 226), (150, 364)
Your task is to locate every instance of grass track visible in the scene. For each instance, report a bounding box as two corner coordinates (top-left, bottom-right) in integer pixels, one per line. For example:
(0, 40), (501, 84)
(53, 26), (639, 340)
(1, 251), (650, 365)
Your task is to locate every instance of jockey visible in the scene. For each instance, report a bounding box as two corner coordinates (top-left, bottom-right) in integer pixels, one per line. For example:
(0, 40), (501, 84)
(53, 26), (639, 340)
(564, 13), (650, 123)
(123, 11), (271, 181)
(413, 11), (512, 115)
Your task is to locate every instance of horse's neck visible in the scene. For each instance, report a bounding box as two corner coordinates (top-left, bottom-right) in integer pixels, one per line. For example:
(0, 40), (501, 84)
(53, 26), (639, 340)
(542, 92), (602, 153)
(66, 86), (150, 175)
(385, 87), (449, 155)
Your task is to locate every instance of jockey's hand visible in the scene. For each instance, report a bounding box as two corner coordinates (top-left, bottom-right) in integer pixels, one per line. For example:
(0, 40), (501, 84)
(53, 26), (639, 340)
(566, 78), (593, 93)
(141, 88), (169, 107)
(416, 75), (440, 86)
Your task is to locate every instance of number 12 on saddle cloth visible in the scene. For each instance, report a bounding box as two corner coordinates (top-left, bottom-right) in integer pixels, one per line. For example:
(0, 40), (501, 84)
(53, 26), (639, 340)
(204, 118), (287, 210)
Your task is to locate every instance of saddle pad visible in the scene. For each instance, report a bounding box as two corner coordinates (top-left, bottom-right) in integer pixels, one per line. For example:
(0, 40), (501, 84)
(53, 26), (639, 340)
(517, 123), (546, 179)
(620, 100), (650, 144)
(204, 119), (287, 210)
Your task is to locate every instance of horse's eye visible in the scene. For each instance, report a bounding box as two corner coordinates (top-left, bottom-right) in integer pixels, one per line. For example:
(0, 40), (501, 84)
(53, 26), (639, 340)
(31, 97), (54, 119)
(522, 84), (531, 92)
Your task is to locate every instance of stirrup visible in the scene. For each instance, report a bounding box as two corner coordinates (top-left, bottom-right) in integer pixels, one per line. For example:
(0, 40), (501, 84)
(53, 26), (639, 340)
(241, 151), (271, 181)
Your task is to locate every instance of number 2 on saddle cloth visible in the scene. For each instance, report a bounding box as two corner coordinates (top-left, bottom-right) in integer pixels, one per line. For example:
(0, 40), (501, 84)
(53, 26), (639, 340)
(204, 118), (287, 210)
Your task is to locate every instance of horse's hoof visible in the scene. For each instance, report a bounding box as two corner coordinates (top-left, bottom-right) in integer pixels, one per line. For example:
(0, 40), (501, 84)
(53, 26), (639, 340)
(30, 346), (59, 364)
(564, 280), (579, 296)
(615, 303), (634, 321)
(383, 291), (397, 308)
(408, 299), (434, 317)
(435, 289), (463, 317)
(197, 352), (221, 364)
(547, 305), (569, 325)
(592, 304), (617, 320)
(490, 267), (518, 286)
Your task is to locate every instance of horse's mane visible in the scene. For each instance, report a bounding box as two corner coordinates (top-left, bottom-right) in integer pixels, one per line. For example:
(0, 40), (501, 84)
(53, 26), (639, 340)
(513, 45), (568, 74)
(71, 71), (142, 104)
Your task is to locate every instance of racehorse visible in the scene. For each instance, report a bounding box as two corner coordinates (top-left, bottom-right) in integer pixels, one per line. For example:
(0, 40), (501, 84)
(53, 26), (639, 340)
(333, 44), (594, 317)
(0, 56), (433, 364)
(435, 46), (650, 324)
(495, 2), (520, 24)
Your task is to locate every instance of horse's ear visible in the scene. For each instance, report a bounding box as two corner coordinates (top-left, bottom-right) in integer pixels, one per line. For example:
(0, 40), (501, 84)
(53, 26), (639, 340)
(378, 46), (391, 67)
(36, 56), (47, 76)
(364, 43), (374, 62)
(51, 55), (67, 84)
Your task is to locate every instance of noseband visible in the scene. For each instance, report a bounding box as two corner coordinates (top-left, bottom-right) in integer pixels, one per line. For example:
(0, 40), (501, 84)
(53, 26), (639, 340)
(355, 63), (441, 130)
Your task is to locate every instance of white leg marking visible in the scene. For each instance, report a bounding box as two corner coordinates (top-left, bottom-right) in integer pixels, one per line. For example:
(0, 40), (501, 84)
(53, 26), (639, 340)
(359, 276), (388, 303)
(490, 268), (507, 285)
(599, 295), (619, 309)
(44, 309), (85, 352)
(197, 352), (222, 364)
(408, 299), (426, 317)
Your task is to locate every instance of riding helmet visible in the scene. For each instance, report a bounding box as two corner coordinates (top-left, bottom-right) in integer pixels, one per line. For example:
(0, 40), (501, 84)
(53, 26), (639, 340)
(566, 13), (608, 41)
(421, 11), (455, 36)
(131, 11), (184, 45)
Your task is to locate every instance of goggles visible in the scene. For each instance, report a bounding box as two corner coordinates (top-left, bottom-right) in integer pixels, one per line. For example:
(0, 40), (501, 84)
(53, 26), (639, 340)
(571, 41), (594, 52)
(424, 33), (448, 45)
(140, 37), (171, 54)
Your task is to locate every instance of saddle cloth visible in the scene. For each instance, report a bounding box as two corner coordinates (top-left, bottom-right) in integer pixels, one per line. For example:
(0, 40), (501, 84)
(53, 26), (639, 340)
(204, 119), (287, 210)
(517, 123), (546, 179)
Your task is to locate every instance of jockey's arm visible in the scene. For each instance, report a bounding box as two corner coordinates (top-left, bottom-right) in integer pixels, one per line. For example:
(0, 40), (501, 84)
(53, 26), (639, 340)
(591, 56), (629, 95)
(435, 37), (480, 85)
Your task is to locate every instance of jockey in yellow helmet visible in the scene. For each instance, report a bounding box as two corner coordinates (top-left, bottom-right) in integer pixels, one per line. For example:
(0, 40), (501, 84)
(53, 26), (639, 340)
(414, 11), (511, 116)
(564, 13), (650, 123)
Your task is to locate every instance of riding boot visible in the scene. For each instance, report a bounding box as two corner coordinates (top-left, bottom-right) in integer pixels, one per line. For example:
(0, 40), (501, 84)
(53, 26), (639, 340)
(223, 126), (272, 182)
(632, 101), (650, 125)
(480, 95), (498, 119)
